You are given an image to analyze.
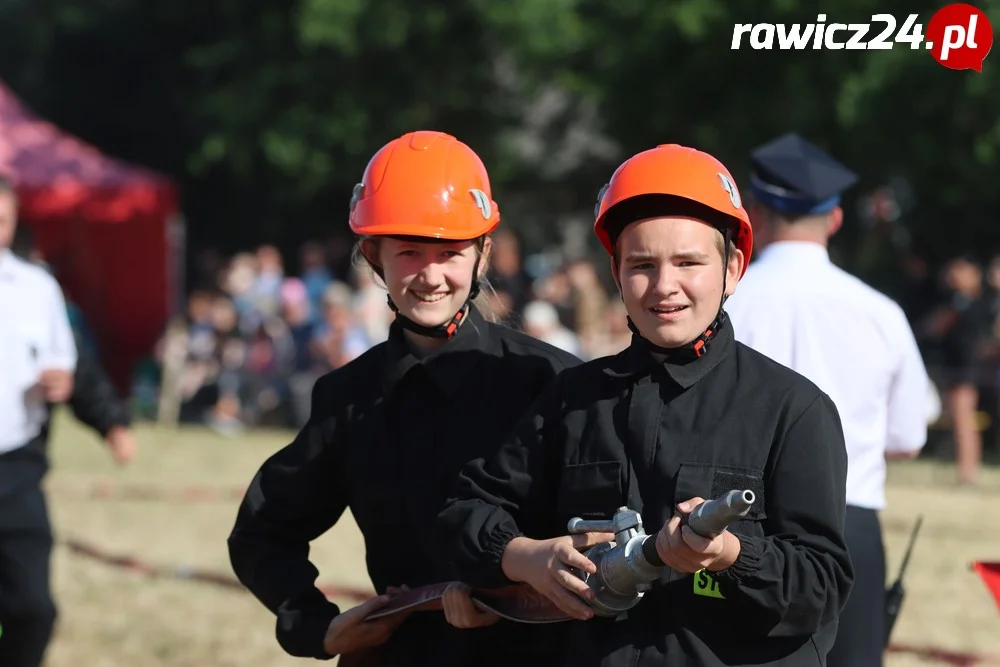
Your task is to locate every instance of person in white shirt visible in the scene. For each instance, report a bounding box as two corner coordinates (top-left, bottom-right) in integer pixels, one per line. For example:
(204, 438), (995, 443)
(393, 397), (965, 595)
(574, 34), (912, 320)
(724, 134), (930, 667)
(521, 299), (584, 358)
(0, 175), (77, 667)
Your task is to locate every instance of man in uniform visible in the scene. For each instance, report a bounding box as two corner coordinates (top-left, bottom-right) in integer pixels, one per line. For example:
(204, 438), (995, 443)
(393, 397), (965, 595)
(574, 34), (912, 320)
(10, 223), (137, 467)
(0, 175), (77, 667)
(437, 143), (853, 667)
(724, 133), (931, 667)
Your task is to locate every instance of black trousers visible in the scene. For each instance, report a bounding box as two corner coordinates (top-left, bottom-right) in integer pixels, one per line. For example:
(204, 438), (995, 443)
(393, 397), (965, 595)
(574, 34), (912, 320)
(827, 505), (885, 667)
(0, 484), (57, 667)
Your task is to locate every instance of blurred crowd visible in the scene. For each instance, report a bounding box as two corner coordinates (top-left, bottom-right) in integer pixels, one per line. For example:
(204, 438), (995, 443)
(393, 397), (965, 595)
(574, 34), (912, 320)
(152, 230), (632, 433)
(150, 232), (1000, 478)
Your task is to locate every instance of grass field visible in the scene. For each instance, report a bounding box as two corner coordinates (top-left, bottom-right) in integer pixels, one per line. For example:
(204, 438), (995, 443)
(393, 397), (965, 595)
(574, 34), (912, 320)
(36, 410), (1000, 666)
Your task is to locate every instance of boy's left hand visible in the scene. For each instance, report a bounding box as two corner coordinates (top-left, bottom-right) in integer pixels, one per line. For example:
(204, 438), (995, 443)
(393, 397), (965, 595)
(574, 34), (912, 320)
(655, 497), (741, 573)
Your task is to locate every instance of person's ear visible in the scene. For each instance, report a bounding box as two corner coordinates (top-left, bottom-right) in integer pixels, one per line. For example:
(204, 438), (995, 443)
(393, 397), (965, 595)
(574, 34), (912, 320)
(360, 238), (381, 269)
(725, 248), (745, 296)
(610, 254), (625, 302)
(827, 207), (844, 237)
(477, 237), (493, 279)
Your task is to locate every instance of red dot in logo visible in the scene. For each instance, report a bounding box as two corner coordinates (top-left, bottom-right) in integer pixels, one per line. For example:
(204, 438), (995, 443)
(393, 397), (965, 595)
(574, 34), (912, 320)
(926, 3), (994, 71)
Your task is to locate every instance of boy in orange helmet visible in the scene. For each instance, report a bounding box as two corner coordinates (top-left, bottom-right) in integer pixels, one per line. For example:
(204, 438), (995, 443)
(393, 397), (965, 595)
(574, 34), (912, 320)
(438, 144), (854, 666)
(228, 131), (583, 666)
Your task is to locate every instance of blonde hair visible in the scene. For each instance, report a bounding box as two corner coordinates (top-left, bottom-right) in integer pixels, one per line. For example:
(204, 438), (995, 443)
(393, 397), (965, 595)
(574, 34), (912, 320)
(351, 235), (502, 324)
(712, 229), (739, 261)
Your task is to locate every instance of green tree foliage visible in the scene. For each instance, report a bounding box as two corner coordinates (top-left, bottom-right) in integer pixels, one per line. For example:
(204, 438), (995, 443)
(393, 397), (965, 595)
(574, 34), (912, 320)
(0, 0), (996, 287)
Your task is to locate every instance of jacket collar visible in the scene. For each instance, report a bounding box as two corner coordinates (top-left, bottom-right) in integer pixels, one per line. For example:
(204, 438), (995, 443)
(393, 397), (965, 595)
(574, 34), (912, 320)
(381, 306), (491, 397)
(603, 314), (734, 389)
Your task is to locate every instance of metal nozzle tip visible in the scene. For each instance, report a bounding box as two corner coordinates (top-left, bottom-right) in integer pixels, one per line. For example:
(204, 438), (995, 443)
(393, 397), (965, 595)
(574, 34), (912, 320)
(742, 490), (756, 504)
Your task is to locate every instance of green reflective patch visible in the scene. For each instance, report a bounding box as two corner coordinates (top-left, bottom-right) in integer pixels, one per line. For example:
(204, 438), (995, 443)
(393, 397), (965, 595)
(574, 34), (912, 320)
(693, 569), (725, 599)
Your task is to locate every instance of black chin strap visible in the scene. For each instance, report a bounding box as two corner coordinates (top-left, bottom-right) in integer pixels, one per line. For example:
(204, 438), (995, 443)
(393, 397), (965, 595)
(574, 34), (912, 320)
(627, 311), (725, 362)
(627, 227), (733, 362)
(386, 261), (482, 340)
(389, 296), (472, 339)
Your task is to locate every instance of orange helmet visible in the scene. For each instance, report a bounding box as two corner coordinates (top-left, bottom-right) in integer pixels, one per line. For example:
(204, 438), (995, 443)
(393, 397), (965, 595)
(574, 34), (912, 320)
(349, 131), (500, 241)
(593, 144), (753, 276)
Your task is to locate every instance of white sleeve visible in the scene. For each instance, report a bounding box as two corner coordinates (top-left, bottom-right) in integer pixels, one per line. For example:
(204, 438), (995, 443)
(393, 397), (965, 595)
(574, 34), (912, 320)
(39, 278), (77, 372)
(885, 307), (930, 454)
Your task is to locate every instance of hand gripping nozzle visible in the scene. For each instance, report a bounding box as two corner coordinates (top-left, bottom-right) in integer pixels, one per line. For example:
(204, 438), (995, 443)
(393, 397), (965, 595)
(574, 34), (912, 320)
(565, 489), (756, 618)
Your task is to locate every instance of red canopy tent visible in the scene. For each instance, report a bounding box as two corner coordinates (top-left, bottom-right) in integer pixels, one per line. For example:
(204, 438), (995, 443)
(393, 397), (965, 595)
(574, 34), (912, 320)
(0, 80), (183, 393)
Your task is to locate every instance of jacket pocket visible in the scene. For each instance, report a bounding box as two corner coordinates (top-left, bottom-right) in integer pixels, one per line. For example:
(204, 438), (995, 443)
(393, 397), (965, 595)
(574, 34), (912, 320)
(556, 460), (624, 521)
(673, 462), (766, 526)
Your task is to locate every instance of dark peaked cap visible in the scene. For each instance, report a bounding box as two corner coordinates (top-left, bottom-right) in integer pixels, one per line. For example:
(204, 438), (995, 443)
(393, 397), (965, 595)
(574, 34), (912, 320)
(749, 133), (858, 215)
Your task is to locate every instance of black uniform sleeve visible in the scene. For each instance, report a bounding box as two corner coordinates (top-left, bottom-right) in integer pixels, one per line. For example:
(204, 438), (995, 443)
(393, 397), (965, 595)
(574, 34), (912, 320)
(714, 391), (854, 636)
(227, 375), (349, 660)
(68, 331), (132, 438)
(437, 379), (563, 588)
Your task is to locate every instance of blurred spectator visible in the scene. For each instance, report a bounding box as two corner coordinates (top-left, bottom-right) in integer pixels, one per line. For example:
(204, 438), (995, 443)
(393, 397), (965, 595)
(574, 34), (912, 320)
(185, 290), (217, 359)
(350, 263), (392, 344)
(586, 301), (633, 358)
(534, 268), (576, 330)
(205, 295), (247, 432)
(940, 256), (993, 484)
(254, 245), (284, 298)
(311, 281), (370, 372)
(487, 229), (533, 318)
(281, 278), (320, 428)
(280, 279), (317, 371)
(223, 252), (259, 330)
(299, 241), (332, 323)
(565, 259), (609, 354)
(898, 251), (942, 331)
(522, 300), (582, 357)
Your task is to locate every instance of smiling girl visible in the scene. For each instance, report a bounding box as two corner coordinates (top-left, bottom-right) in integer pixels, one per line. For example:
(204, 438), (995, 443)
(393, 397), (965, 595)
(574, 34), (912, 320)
(227, 130), (580, 667)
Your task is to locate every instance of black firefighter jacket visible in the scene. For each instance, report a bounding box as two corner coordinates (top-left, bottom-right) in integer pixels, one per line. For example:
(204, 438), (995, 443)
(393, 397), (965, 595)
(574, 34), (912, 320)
(227, 307), (581, 667)
(437, 315), (855, 667)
